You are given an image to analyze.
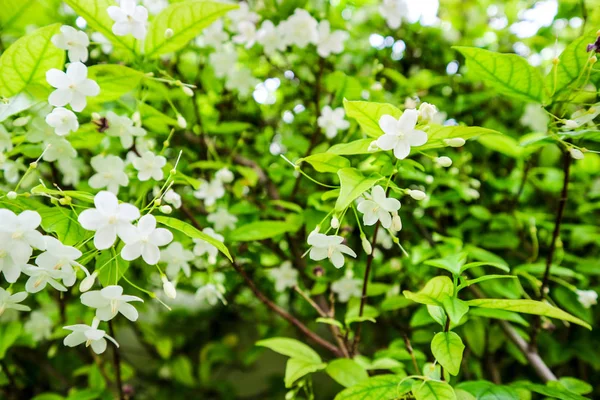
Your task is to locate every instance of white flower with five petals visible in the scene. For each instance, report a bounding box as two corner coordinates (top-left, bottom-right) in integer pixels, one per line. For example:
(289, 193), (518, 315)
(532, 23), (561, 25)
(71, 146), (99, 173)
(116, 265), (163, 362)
(198, 20), (228, 48)
(193, 228), (223, 264)
(0, 241), (23, 283)
(0, 288), (30, 316)
(89, 155), (129, 194)
(120, 215), (173, 265)
(51, 25), (89, 63)
(63, 318), (118, 354)
(23, 263), (68, 293)
(0, 209), (46, 265)
(331, 276), (362, 302)
(160, 242), (195, 278)
(281, 9), (318, 48)
(316, 21), (349, 58)
(193, 179), (225, 206)
(376, 110), (427, 160)
(228, 1), (259, 26)
(45, 107), (79, 136)
(107, 0), (149, 40)
(357, 185), (401, 229)
(104, 111), (147, 149)
(132, 151), (166, 182)
(81, 285), (143, 321)
(232, 21), (257, 48)
(270, 261), (298, 292)
(379, 0), (408, 29)
(46, 62), (100, 112)
(257, 20), (286, 55)
(318, 106), (350, 139)
(207, 208), (237, 231)
(307, 231), (356, 269)
(35, 237), (83, 287)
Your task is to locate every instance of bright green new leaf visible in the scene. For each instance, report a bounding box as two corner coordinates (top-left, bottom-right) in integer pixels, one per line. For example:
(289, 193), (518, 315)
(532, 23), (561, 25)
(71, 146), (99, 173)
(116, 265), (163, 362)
(466, 299), (592, 330)
(343, 99), (402, 138)
(155, 216), (232, 261)
(460, 261), (510, 274)
(0, 24), (64, 97)
(403, 276), (454, 306)
(412, 380), (457, 400)
(424, 253), (466, 276)
(145, 1), (238, 58)
(38, 206), (89, 246)
(512, 382), (589, 400)
(477, 133), (534, 159)
(328, 139), (375, 155)
(256, 337), (322, 363)
(0, 321), (22, 359)
(88, 65), (146, 102)
(298, 153), (351, 173)
(31, 184), (95, 203)
(325, 359), (369, 388)
(441, 295), (469, 324)
(335, 168), (382, 212)
(431, 332), (465, 376)
(548, 32), (596, 98)
(454, 46), (544, 103)
(457, 381), (520, 400)
(229, 220), (300, 241)
(459, 275), (517, 290)
(285, 358), (327, 388)
(334, 375), (402, 400)
(96, 251), (130, 287)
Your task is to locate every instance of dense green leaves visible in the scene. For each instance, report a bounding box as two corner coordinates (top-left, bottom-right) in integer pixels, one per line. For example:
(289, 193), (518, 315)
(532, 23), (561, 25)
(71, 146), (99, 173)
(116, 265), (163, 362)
(335, 168), (381, 212)
(403, 276), (454, 306)
(454, 47), (544, 103)
(431, 332), (465, 376)
(297, 153), (351, 173)
(334, 375), (403, 400)
(343, 99), (402, 138)
(548, 32), (596, 98)
(0, 24), (64, 97)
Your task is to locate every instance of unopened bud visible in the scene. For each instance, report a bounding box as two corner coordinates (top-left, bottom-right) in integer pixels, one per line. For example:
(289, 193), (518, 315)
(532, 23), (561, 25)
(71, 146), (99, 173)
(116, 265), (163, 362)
(164, 28), (174, 39)
(162, 276), (177, 299)
(182, 86), (194, 97)
(154, 198), (162, 206)
(6, 191), (17, 200)
(391, 212), (402, 231)
(592, 56), (598, 64)
(159, 205), (172, 214)
(59, 196), (72, 205)
(91, 112), (102, 121)
(361, 234), (372, 255)
(367, 141), (379, 152)
(569, 148), (585, 160)
(177, 114), (187, 129)
(435, 156), (452, 167)
(13, 116), (30, 127)
(407, 189), (426, 201)
(552, 57), (560, 65)
(132, 111), (141, 126)
(564, 119), (579, 129)
(330, 216), (340, 229)
(444, 137), (466, 147)
(79, 272), (98, 292)
(30, 161), (38, 169)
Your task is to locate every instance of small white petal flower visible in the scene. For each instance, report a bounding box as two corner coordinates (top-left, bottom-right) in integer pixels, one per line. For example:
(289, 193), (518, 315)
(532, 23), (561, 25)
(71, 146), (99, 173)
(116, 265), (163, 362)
(232, 21), (257, 49)
(316, 21), (349, 58)
(418, 102), (438, 122)
(281, 9), (318, 48)
(81, 285), (143, 321)
(24, 311), (53, 341)
(160, 242), (195, 278)
(331, 276), (362, 302)
(89, 155), (129, 194)
(357, 185), (401, 229)
(207, 208), (237, 231)
(270, 261), (298, 292)
(196, 283), (227, 306)
(23, 263), (68, 293)
(45, 107), (79, 136)
(197, 19), (228, 48)
(35, 237), (83, 288)
(215, 167), (234, 183)
(78, 191), (140, 250)
(63, 318), (119, 354)
(307, 230), (356, 269)
(46, 62), (100, 112)
(209, 44), (238, 79)
(51, 25), (89, 63)
(0, 209), (46, 265)
(318, 106), (350, 139)
(228, 1), (259, 26)
(120, 215), (173, 265)
(376, 110), (427, 160)
(193, 228), (224, 264)
(0, 288), (30, 316)
(163, 189), (182, 209)
(576, 289), (598, 308)
(257, 20), (287, 55)
(435, 156), (452, 167)
(193, 179), (225, 207)
(104, 111), (147, 149)
(107, 0), (149, 40)
(379, 0), (408, 29)
(132, 151), (167, 182)
(225, 67), (258, 98)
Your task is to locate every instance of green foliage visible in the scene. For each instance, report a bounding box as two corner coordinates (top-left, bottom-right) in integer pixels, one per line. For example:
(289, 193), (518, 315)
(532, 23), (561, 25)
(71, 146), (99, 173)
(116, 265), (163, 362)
(87, 64), (145, 103)
(412, 380), (457, 400)
(343, 99), (402, 138)
(325, 359), (369, 388)
(335, 168), (381, 212)
(431, 332), (465, 376)
(334, 375), (405, 400)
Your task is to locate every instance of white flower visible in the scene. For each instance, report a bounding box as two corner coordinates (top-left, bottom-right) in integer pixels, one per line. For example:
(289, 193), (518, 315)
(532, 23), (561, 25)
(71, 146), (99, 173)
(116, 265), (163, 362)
(58, 156), (82, 186)
(163, 189), (181, 209)
(270, 261), (298, 292)
(209, 44), (238, 79)
(51, 25), (89, 62)
(91, 32), (113, 54)
(215, 167), (234, 183)
(120, 215), (173, 265)
(571, 103), (600, 126)
(0, 209), (45, 266)
(563, 119), (579, 129)
(105, 111), (147, 149)
(161, 275), (177, 299)
(193, 228), (224, 264)
(0, 289), (30, 316)
(307, 231), (356, 269)
(357, 185), (401, 229)
(577, 289), (598, 308)
(316, 21), (349, 58)
(376, 110), (427, 159)
(24, 311), (53, 341)
(46, 62), (100, 112)
(317, 106), (350, 139)
(160, 242), (195, 277)
(78, 191), (140, 250)
(444, 137), (466, 147)
(63, 318), (119, 354)
(81, 285), (143, 321)
(331, 276), (362, 302)
(435, 156), (452, 167)
(35, 237), (83, 287)
(44, 137), (78, 162)
(418, 102), (438, 122)
(143, 0), (168, 14)
(228, 1), (259, 26)
(379, 0), (408, 29)
(361, 235), (372, 255)
(198, 20), (228, 48)
(225, 67), (258, 98)
(196, 283), (226, 306)
(520, 103), (549, 133)
(0, 126), (13, 152)
(107, 0), (149, 40)
(232, 21), (257, 48)
(45, 107), (79, 136)
(570, 148), (585, 160)
(193, 179), (225, 206)
(281, 9), (318, 48)
(80, 271), (98, 292)
(132, 151), (166, 181)
(207, 208), (237, 231)
(23, 263), (68, 293)
(257, 20), (286, 55)
(0, 241), (23, 283)
(89, 155), (129, 194)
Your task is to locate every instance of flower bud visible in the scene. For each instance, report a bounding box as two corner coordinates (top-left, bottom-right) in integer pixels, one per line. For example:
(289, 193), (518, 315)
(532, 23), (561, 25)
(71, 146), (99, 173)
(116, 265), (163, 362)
(443, 137), (466, 147)
(177, 114), (187, 129)
(79, 272), (97, 292)
(162, 276), (177, 299)
(569, 148), (585, 160)
(13, 116), (30, 127)
(330, 216), (340, 229)
(564, 119), (579, 129)
(6, 191), (17, 200)
(367, 141), (379, 152)
(391, 212), (402, 231)
(164, 28), (174, 39)
(435, 156), (452, 167)
(159, 205), (172, 214)
(182, 86), (194, 97)
(407, 189), (426, 201)
(361, 235), (372, 255)
(418, 102), (438, 121)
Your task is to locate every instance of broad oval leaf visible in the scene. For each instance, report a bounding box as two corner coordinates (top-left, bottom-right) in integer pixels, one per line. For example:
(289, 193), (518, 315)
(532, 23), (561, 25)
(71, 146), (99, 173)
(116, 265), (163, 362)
(454, 46), (544, 103)
(343, 99), (402, 138)
(145, 1), (238, 58)
(412, 380), (457, 400)
(229, 220), (299, 241)
(431, 332), (465, 376)
(0, 24), (64, 97)
(335, 168), (382, 212)
(256, 337), (322, 363)
(298, 153), (350, 173)
(457, 381), (520, 400)
(403, 276), (454, 306)
(38, 206), (89, 246)
(325, 359), (369, 388)
(155, 216), (232, 261)
(88, 64), (145, 103)
(328, 139), (375, 155)
(285, 358), (326, 388)
(334, 375), (403, 400)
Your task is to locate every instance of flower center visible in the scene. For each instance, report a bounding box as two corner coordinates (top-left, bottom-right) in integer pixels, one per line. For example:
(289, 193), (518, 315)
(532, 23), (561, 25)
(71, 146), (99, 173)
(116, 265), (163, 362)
(108, 216), (118, 224)
(11, 231), (23, 240)
(111, 299), (119, 314)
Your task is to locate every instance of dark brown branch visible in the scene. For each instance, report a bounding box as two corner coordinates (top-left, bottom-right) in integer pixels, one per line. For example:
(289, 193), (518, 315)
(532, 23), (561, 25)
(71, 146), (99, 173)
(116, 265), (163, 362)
(108, 321), (124, 400)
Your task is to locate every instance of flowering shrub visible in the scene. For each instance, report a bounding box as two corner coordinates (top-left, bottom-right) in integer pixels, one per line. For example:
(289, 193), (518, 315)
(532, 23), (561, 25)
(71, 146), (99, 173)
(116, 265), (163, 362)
(0, 0), (599, 399)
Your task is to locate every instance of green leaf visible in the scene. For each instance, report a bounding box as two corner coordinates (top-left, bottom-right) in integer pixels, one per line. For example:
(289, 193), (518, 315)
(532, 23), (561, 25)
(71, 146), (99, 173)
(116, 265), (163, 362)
(460, 262), (510, 274)
(548, 32), (596, 98)
(298, 153), (351, 173)
(38, 206), (89, 246)
(431, 332), (465, 376)
(205, 121), (253, 135)
(171, 355), (195, 387)
(403, 276), (454, 306)
(412, 380), (457, 400)
(0, 0), (60, 34)
(316, 317), (344, 330)
(466, 299), (592, 330)
(256, 337), (322, 363)
(30, 394), (65, 400)
(459, 275), (517, 290)
(424, 253), (466, 276)
(457, 381), (520, 400)
(335, 168), (382, 212)
(155, 216), (232, 261)
(328, 139), (375, 155)
(96, 251), (130, 287)
(0, 24), (65, 97)
(145, 0), (238, 58)
(285, 358), (326, 388)
(31, 184), (95, 203)
(0, 321), (22, 359)
(454, 46), (544, 103)
(477, 134), (529, 159)
(334, 375), (402, 400)
(63, 0), (136, 57)
(419, 125), (500, 151)
(325, 359), (369, 388)
(88, 64), (145, 103)
(441, 296), (469, 324)
(557, 377), (593, 395)
(512, 382), (589, 400)
(343, 99), (402, 138)
(467, 308), (529, 326)
(229, 220), (300, 241)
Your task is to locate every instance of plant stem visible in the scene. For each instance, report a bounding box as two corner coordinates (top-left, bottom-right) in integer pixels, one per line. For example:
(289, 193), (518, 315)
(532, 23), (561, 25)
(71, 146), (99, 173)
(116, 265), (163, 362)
(108, 321), (124, 400)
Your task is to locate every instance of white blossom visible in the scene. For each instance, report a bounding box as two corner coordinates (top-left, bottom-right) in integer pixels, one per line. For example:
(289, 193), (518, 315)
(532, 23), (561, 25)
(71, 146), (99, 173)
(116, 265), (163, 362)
(570, 148), (585, 160)
(520, 103), (549, 133)
(81, 285), (143, 321)
(228, 1), (259, 26)
(89, 154), (129, 194)
(63, 318), (119, 354)
(379, 0), (408, 29)
(331, 276), (362, 302)
(43, 137), (78, 162)
(132, 151), (167, 182)
(577, 289), (598, 308)
(78, 191), (140, 250)
(46, 62), (99, 112)
(270, 261), (298, 292)
(307, 230), (356, 269)
(24, 311), (53, 341)
(196, 283), (226, 306)
(193, 228), (224, 264)
(209, 44), (238, 79)
(163, 189), (181, 209)
(225, 67), (258, 98)
(280, 9), (318, 48)
(105, 111), (147, 149)
(407, 189), (427, 201)
(107, 0), (149, 40)
(418, 102), (438, 122)
(52, 25), (89, 63)
(45, 107), (79, 136)
(23, 263), (68, 293)
(160, 242), (195, 278)
(91, 32), (113, 54)
(35, 236), (83, 287)
(198, 20), (228, 48)
(120, 215), (173, 265)
(161, 275), (177, 299)
(444, 137), (466, 147)
(376, 110), (427, 159)
(193, 179), (225, 206)
(316, 21), (349, 57)
(80, 271), (98, 293)
(232, 21), (257, 49)
(257, 20), (286, 55)
(0, 289), (30, 316)
(571, 103), (600, 126)
(435, 156), (452, 167)
(318, 106), (350, 139)
(207, 208), (237, 231)
(357, 185), (401, 229)
(0, 210), (45, 268)
(215, 167), (234, 183)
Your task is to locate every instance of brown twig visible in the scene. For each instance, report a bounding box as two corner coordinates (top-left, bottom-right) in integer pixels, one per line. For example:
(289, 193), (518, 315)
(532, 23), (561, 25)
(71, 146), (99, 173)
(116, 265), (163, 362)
(108, 321), (124, 400)
(403, 335), (421, 375)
